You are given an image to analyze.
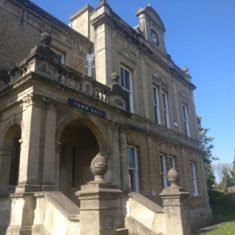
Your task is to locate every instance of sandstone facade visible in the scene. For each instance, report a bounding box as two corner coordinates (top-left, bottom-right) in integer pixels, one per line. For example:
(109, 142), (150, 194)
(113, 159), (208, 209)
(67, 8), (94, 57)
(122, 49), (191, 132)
(0, 0), (212, 234)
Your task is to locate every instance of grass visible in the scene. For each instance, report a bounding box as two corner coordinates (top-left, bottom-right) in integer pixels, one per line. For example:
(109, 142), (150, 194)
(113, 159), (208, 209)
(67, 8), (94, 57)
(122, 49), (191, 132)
(196, 221), (235, 235)
(194, 191), (235, 235)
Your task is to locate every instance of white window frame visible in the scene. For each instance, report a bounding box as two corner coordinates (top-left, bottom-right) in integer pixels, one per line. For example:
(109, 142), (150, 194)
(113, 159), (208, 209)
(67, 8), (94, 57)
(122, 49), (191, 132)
(190, 161), (198, 196)
(169, 156), (176, 169)
(162, 92), (170, 128)
(120, 66), (134, 113)
(52, 48), (65, 64)
(128, 146), (139, 192)
(152, 85), (161, 124)
(182, 104), (191, 137)
(160, 154), (167, 189)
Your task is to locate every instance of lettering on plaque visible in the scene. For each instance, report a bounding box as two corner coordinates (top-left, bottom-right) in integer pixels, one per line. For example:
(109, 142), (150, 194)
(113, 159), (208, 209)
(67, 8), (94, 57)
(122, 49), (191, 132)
(68, 98), (106, 118)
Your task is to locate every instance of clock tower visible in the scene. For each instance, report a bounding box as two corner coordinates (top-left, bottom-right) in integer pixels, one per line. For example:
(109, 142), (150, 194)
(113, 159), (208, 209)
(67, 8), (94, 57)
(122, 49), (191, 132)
(136, 4), (167, 54)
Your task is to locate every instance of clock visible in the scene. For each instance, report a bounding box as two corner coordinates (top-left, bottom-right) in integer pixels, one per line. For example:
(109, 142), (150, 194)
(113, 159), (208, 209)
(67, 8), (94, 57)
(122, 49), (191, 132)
(150, 29), (159, 46)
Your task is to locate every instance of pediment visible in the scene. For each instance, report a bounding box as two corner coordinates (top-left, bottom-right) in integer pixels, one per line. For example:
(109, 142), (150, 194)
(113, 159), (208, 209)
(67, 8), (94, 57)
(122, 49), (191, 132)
(145, 6), (166, 33)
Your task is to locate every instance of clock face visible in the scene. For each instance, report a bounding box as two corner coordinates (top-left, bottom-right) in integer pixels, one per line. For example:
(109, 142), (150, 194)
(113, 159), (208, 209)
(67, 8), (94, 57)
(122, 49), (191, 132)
(150, 29), (159, 46)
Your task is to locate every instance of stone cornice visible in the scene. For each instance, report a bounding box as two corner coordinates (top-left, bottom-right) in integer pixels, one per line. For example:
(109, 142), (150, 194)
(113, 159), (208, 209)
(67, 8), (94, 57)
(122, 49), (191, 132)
(91, 6), (197, 89)
(115, 114), (201, 154)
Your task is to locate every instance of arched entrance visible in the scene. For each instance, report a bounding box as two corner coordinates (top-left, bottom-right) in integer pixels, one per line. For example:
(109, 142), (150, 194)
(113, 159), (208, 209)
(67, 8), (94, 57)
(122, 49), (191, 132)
(59, 121), (99, 204)
(0, 124), (21, 187)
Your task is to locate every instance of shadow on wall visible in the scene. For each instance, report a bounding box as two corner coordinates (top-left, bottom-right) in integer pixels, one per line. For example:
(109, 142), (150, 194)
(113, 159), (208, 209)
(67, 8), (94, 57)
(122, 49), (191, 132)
(0, 124), (21, 233)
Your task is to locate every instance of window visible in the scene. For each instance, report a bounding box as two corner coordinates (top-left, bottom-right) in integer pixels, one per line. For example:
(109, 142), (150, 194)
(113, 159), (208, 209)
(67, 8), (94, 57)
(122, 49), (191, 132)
(152, 85), (161, 124)
(182, 104), (191, 137)
(169, 156), (176, 169)
(128, 146), (139, 192)
(190, 161), (198, 196)
(52, 48), (65, 64)
(160, 154), (167, 188)
(120, 66), (134, 112)
(162, 92), (170, 128)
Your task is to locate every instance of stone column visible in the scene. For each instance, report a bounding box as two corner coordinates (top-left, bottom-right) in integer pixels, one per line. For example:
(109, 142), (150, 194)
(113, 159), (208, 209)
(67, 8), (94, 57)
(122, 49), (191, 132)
(77, 152), (127, 235)
(16, 93), (44, 193)
(42, 102), (57, 190)
(9, 193), (35, 234)
(160, 168), (191, 235)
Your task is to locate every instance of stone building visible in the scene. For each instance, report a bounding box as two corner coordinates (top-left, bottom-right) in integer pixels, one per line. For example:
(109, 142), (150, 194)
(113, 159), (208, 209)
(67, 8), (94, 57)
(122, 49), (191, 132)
(0, 0), (212, 234)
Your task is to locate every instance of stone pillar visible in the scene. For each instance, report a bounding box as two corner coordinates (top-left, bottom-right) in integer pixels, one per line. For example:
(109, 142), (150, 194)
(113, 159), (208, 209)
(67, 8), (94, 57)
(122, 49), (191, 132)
(92, 5), (113, 85)
(9, 193), (35, 234)
(160, 168), (191, 235)
(77, 152), (127, 235)
(16, 93), (44, 193)
(42, 102), (57, 190)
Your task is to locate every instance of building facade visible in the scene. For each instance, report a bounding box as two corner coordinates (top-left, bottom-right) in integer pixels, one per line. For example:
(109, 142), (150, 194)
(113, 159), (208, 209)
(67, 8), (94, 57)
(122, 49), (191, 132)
(0, 0), (212, 234)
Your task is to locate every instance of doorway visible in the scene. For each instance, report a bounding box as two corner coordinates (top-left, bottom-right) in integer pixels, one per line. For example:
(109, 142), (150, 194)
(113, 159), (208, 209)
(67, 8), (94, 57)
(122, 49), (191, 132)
(59, 121), (99, 204)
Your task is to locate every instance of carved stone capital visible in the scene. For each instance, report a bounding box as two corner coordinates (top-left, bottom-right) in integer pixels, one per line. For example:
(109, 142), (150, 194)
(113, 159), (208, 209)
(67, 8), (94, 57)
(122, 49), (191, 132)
(22, 93), (47, 107)
(45, 99), (57, 112)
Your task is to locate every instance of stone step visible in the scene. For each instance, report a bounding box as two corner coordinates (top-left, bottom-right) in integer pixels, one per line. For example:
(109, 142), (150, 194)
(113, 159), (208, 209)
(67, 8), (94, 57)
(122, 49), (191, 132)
(116, 228), (129, 235)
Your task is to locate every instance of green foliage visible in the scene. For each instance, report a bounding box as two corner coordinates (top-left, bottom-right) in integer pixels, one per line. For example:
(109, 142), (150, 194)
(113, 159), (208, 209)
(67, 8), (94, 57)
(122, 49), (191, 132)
(216, 164), (234, 192)
(208, 190), (235, 215)
(197, 117), (217, 190)
(218, 166), (233, 192)
(231, 156), (235, 185)
(195, 191), (235, 235)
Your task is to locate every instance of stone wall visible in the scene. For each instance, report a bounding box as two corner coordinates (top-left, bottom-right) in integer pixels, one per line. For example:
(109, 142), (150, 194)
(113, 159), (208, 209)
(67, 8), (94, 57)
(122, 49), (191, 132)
(0, 0), (93, 75)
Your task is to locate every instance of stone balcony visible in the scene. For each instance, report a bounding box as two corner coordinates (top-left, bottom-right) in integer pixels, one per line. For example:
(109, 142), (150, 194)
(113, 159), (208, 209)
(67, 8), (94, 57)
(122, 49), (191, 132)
(0, 35), (128, 112)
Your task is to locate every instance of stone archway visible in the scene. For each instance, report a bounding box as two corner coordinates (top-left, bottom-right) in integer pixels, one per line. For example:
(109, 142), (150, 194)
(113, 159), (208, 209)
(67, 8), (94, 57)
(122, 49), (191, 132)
(0, 124), (21, 188)
(59, 120), (99, 204)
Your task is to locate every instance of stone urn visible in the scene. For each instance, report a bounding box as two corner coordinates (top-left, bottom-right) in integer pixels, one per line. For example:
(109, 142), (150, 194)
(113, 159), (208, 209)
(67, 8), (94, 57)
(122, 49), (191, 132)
(167, 168), (179, 187)
(90, 152), (108, 182)
(111, 72), (119, 85)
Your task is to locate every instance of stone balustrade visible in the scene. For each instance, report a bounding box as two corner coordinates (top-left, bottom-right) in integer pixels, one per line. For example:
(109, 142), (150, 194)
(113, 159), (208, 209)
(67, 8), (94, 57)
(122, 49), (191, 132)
(0, 40), (127, 111)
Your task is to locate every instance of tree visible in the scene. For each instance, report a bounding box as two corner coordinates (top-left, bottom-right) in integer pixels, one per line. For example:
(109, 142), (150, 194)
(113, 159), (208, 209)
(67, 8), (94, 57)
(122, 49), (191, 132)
(197, 117), (217, 190)
(231, 151), (235, 185)
(219, 165), (233, 192)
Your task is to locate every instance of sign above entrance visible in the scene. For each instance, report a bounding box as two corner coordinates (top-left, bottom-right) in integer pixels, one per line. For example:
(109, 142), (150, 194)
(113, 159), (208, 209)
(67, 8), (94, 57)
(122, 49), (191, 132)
(68, 98), (106, 118)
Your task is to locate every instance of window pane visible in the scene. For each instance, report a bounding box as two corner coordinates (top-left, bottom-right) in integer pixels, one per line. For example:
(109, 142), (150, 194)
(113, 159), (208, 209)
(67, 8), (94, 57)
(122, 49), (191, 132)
(120, 68), (125, 87)
(182, 105), (187, 120)
(125, 70), (130, 90)
(120, 66), (133, 112)
(154, 107), (158, 123)
(128, 146), (139, 192)
(169, 157), (176, 169)
(128, 147), (135, 169)
(153, 87), (157, 104)
(190, 161), (198, 195)
(160, 155), (165, 172)
(162, 93), (167, 109)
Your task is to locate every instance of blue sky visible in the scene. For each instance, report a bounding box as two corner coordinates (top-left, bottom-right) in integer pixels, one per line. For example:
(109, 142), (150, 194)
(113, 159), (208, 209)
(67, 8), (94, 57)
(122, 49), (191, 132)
(31, 0), (235, 164)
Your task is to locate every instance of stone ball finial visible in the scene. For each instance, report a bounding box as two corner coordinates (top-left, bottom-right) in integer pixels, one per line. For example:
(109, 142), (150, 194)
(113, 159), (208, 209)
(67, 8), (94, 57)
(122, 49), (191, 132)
(90, 152), (108, 182)
(39, 32), (52, 46)
(167, 168), (179, 187)
(111, 72), (119, 85)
